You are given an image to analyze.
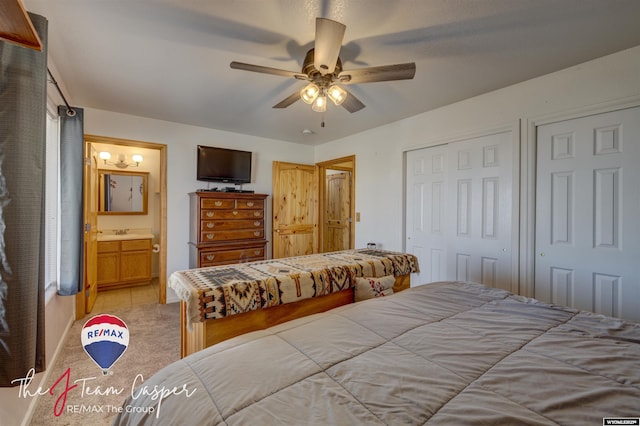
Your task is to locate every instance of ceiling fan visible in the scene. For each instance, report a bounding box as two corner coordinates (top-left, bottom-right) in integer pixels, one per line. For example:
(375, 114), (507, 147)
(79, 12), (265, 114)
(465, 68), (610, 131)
(230, 18), (416, 113)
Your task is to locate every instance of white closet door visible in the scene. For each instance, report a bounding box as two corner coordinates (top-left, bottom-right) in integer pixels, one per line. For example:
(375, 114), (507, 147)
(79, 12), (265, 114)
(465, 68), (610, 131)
(535, 107), (640, 321)
(406, 144), (448, 285)
(406, 131), (514, 290)
(445, 132), (514, 291)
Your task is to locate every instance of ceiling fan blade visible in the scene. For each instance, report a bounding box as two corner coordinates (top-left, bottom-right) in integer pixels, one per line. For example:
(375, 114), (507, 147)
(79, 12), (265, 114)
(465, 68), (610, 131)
(273, 91), (300, 109)
(338, 62), (416, 84)
(341, 89), (365, 113)
(314, 18), (346, 76)
(230, 61), (307, 80)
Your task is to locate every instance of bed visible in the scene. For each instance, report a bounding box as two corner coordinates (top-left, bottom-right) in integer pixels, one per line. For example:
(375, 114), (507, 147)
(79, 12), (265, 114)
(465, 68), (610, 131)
(114, 281), (640, 425)
(168, 249), (419, 356)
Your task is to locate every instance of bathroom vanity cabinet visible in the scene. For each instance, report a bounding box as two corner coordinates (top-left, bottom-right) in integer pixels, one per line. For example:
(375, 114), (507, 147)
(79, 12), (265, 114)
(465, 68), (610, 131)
(97, 237), (152, 289)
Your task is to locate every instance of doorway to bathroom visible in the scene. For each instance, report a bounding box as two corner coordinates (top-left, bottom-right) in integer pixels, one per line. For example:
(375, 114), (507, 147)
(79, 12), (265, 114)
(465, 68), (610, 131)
(77, 134), (167, 318)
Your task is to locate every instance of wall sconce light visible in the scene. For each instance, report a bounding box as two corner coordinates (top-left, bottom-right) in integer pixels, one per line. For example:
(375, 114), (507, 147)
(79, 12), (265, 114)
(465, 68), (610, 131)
(99, 152), (143, 168)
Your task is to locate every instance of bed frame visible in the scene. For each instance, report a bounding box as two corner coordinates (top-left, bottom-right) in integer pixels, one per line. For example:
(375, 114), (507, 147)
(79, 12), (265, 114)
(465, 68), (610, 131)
(180, 273), (411, 357)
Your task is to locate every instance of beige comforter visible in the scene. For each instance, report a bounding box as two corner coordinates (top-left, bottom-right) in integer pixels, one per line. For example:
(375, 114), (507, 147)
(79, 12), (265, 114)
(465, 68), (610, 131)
(113, 281), (640, 425)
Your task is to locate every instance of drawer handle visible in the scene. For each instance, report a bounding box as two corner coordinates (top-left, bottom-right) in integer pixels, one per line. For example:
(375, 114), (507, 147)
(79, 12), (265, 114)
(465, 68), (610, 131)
(206, 254), (215, 261)
(254, 231), (261, 236)
(207, 233), (215, 239)
(206, 212), (214, 217)
(254, 250), (261, 255)
(214, 201), (222, 207)
(206, 223), (214, 228)
(232, 211), (238, 215)
(254, 221), (261, 227)
(246, 202), (254, 207)
(253, 212), (260, 217)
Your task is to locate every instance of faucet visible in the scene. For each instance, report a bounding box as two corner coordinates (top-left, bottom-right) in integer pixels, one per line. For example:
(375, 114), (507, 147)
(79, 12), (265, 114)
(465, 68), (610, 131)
(115, 229), (129, 235)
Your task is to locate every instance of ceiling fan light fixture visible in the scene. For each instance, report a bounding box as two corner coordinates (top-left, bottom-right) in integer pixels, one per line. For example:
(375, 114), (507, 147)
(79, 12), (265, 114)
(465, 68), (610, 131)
(312, 94), (327, 112)
(327, 84), (347, 105)
(300, 83), (320, 104)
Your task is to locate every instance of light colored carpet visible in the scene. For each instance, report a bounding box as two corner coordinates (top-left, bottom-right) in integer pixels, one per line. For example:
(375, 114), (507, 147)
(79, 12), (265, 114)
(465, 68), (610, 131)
(29, 302), (180, 425)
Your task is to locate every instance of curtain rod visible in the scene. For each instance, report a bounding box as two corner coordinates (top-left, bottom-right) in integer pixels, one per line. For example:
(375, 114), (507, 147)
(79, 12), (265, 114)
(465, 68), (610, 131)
(47, 68), (76, 117)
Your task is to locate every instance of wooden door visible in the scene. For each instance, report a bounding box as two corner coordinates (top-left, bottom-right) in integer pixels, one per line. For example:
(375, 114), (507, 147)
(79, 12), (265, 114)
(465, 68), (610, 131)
(323, 171), (351, 252)
(535, 107), (640, 321)
(83, 142), (99, 313)
(272, 161), (318, 258)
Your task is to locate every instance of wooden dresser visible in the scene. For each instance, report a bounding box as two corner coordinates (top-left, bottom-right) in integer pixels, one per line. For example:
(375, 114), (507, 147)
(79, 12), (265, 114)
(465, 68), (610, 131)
(189, 192), (268, 268)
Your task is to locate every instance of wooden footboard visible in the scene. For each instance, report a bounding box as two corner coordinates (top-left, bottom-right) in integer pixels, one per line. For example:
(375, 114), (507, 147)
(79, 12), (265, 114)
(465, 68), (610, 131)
(180, 273), (411, 358)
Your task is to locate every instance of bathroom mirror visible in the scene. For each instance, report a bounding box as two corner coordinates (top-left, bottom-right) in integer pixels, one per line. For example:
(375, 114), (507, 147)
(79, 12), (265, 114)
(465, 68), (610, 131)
(98, 170), (149, 215)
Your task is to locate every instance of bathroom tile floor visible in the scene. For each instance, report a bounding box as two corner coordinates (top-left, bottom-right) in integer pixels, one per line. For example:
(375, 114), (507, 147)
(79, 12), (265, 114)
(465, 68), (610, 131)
(91, 278), (159, 312)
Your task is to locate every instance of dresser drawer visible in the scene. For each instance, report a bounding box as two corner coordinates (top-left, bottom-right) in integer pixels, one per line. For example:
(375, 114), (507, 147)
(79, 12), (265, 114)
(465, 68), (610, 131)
(199, 247), (265, 267)
(201, 219), (263, 231)
(200, 229), (264, 242)
(201, 209), (263, 220)
(236, 199), (264, 209)
(201, 198), (235, 209)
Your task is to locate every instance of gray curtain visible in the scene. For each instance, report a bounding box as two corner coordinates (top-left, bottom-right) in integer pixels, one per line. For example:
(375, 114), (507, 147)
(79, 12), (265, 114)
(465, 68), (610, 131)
(57, 106), (84, 296)
(0, 13), (47, 386)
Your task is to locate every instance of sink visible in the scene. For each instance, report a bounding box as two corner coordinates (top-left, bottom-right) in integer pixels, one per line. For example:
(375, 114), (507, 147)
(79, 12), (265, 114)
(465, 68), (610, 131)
(98, 233), (154, 241)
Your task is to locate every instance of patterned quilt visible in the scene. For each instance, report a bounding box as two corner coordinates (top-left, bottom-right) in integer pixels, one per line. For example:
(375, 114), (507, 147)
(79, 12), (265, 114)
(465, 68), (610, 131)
(169, 249), (419, 328)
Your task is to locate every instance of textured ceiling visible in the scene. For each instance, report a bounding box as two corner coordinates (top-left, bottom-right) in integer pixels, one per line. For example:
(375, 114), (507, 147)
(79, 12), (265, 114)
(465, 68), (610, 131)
(24, 0), (640, 145)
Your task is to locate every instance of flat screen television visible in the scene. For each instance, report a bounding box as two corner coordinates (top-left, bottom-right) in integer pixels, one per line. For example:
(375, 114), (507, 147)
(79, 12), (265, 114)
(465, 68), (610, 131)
(196, 145), (252, 184)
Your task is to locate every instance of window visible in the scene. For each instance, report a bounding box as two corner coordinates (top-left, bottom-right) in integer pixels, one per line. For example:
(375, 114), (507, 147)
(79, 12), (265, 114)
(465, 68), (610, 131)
(44, 108), (60, 301)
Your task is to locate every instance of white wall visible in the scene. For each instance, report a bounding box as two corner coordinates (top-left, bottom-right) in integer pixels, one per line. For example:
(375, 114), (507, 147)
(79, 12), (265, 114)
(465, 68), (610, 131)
(83, 109), (315, 299)
(315, 45), (640, 253)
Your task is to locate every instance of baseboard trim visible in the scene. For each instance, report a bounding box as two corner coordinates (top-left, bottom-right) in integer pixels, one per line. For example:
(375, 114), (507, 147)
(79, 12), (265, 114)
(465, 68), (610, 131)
(21, 314), (75, 426)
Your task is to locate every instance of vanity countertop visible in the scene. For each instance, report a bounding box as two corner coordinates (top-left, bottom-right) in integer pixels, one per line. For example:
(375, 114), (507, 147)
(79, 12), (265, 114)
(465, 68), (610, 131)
(98, 233), (154, 242)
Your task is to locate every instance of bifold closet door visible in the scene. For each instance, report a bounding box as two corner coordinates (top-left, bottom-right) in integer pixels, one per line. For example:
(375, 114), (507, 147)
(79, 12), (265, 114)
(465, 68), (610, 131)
(406, 144), (448, 285)
(444, 132), (514, 291)
(535, 107), (640, 321)
(406, 131), (514, 290)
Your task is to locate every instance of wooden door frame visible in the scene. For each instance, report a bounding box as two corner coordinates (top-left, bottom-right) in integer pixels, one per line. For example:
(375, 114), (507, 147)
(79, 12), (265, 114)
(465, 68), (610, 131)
(316, 155), (356, 252)
(77, 134), (168, 317)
